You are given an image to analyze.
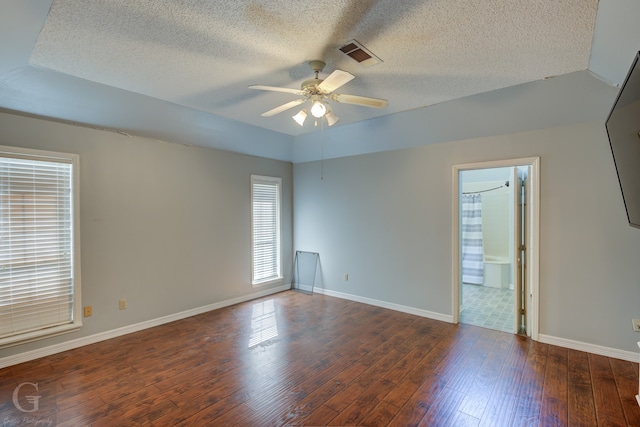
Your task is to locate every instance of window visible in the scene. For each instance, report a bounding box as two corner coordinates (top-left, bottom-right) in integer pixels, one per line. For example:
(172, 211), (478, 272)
(0, 146), (81, 348)
(251, 175), (282, 285)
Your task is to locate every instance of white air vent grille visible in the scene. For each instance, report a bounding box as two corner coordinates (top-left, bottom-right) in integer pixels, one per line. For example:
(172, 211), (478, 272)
(338, 40), (382, 67)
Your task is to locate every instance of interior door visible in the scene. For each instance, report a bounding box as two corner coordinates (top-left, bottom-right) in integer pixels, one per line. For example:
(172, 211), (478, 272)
(523, 167), (533, 337)
(513, 167), (526, 334)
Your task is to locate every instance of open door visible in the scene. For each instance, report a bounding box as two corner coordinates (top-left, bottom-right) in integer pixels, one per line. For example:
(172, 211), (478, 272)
(513, 168), (526, 335)
(453, 157), (539, 341)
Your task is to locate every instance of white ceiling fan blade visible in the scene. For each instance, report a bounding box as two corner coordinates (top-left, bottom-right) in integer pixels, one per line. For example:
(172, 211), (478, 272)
(261, 98), (307, 117)
(317, 70), (355, 93)
(249, 85), (306, 96)
(330, 93), (388, 108)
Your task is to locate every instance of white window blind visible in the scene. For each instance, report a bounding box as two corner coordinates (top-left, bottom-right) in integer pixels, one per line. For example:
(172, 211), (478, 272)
(0, 147), (80, 346)
(251, 175), (282, 285)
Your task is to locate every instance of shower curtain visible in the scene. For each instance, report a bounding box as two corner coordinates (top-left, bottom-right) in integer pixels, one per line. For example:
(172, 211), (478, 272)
(462, 193), (484, 284)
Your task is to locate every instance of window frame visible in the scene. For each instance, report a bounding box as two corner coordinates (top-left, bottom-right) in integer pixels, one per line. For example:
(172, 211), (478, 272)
(250, 175), (283, 286)
(0, 145), (82, 349)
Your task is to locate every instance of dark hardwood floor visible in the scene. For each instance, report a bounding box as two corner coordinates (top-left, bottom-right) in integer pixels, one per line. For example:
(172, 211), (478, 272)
(1, 290), (639, 426)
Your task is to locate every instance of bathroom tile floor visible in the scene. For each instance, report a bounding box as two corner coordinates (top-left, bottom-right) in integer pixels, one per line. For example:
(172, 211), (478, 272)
(460, 283), (514, 333)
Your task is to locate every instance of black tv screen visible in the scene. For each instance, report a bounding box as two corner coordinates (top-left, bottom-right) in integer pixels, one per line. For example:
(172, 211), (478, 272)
(605, 51), (640, 229)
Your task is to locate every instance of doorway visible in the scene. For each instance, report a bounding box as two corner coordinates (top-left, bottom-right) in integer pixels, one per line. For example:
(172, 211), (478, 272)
(452, 158), (539, 339)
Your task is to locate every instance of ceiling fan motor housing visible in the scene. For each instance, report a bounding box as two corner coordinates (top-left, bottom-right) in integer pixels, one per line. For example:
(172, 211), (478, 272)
(302, 60), (326, 93)
(301, 78), (323, 93)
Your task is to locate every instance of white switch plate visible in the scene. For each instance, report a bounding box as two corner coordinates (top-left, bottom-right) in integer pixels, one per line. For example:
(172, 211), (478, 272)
(632, 319), (640, 332)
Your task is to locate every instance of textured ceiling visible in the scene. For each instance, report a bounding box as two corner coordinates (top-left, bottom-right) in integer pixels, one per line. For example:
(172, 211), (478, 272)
(28, 0), (598, 136)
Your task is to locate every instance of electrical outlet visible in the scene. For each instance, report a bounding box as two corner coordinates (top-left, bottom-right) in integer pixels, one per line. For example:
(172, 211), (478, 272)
(632, 319), (640, 332)
(344, 273), (349, 281)
(119, 299), (127, 310)
(83, 306), (92, 317)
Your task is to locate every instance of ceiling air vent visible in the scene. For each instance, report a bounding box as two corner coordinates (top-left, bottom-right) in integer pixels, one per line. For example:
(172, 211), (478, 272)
(338, 40), (382, 68)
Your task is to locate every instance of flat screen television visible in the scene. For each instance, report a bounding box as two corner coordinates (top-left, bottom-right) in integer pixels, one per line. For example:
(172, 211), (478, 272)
(605, 51), (640, 229)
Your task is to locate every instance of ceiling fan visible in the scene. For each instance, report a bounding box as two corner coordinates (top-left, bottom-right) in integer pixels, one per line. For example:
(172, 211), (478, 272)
(249, 60), (388, 127)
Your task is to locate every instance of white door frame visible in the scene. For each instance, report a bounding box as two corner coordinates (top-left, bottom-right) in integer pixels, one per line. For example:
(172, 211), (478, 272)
(452, 157), (540, 340)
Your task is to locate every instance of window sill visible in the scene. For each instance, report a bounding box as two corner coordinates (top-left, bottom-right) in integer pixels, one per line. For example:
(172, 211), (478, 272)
(0, 321), (82, 350)
(252, 277), (285, 288)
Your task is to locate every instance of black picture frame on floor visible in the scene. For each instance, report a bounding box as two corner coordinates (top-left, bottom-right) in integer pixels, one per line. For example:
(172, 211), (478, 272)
(291, 251), (319, 295)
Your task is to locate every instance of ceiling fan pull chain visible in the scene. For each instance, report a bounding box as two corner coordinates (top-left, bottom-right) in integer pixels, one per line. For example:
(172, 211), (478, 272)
(320, 119), (325, 180)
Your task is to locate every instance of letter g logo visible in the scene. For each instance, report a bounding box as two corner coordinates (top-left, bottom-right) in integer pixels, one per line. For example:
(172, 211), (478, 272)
(12, 382), (41, 413)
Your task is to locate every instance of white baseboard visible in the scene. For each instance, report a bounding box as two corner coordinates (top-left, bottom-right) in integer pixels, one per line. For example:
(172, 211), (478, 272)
(538, 334), (639, 363)
(0, 284), (290, 369)
(313, 287), (453, 323)
(4, 284), (636, 368)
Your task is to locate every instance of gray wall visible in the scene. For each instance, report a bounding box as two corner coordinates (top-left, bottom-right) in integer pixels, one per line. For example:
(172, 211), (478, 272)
(294, 121), (640, 354)
(292, 70), (616, 163)
(0, 112), (293, 358)
(3, 76), (640, 360)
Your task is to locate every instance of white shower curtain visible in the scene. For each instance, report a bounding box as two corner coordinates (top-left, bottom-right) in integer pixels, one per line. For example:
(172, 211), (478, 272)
(462, 194), (484, 284)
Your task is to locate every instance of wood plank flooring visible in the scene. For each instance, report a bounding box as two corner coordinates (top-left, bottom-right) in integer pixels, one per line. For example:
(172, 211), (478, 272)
(1, 290), (639, 426)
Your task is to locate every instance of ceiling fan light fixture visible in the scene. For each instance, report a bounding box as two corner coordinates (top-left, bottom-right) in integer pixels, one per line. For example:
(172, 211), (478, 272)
(292, 109), (307, 126)
(310, 100), (327, 118)
(325, 109), (339, 126)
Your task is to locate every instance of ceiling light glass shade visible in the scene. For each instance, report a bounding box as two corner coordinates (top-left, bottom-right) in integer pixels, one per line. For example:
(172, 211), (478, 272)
(325, 109), (339, 126)
(310, 100), (327, 118)
(292, 109), (307, 126)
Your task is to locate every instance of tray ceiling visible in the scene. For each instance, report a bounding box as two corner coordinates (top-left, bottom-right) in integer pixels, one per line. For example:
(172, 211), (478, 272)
(28, 0), (598, 136)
